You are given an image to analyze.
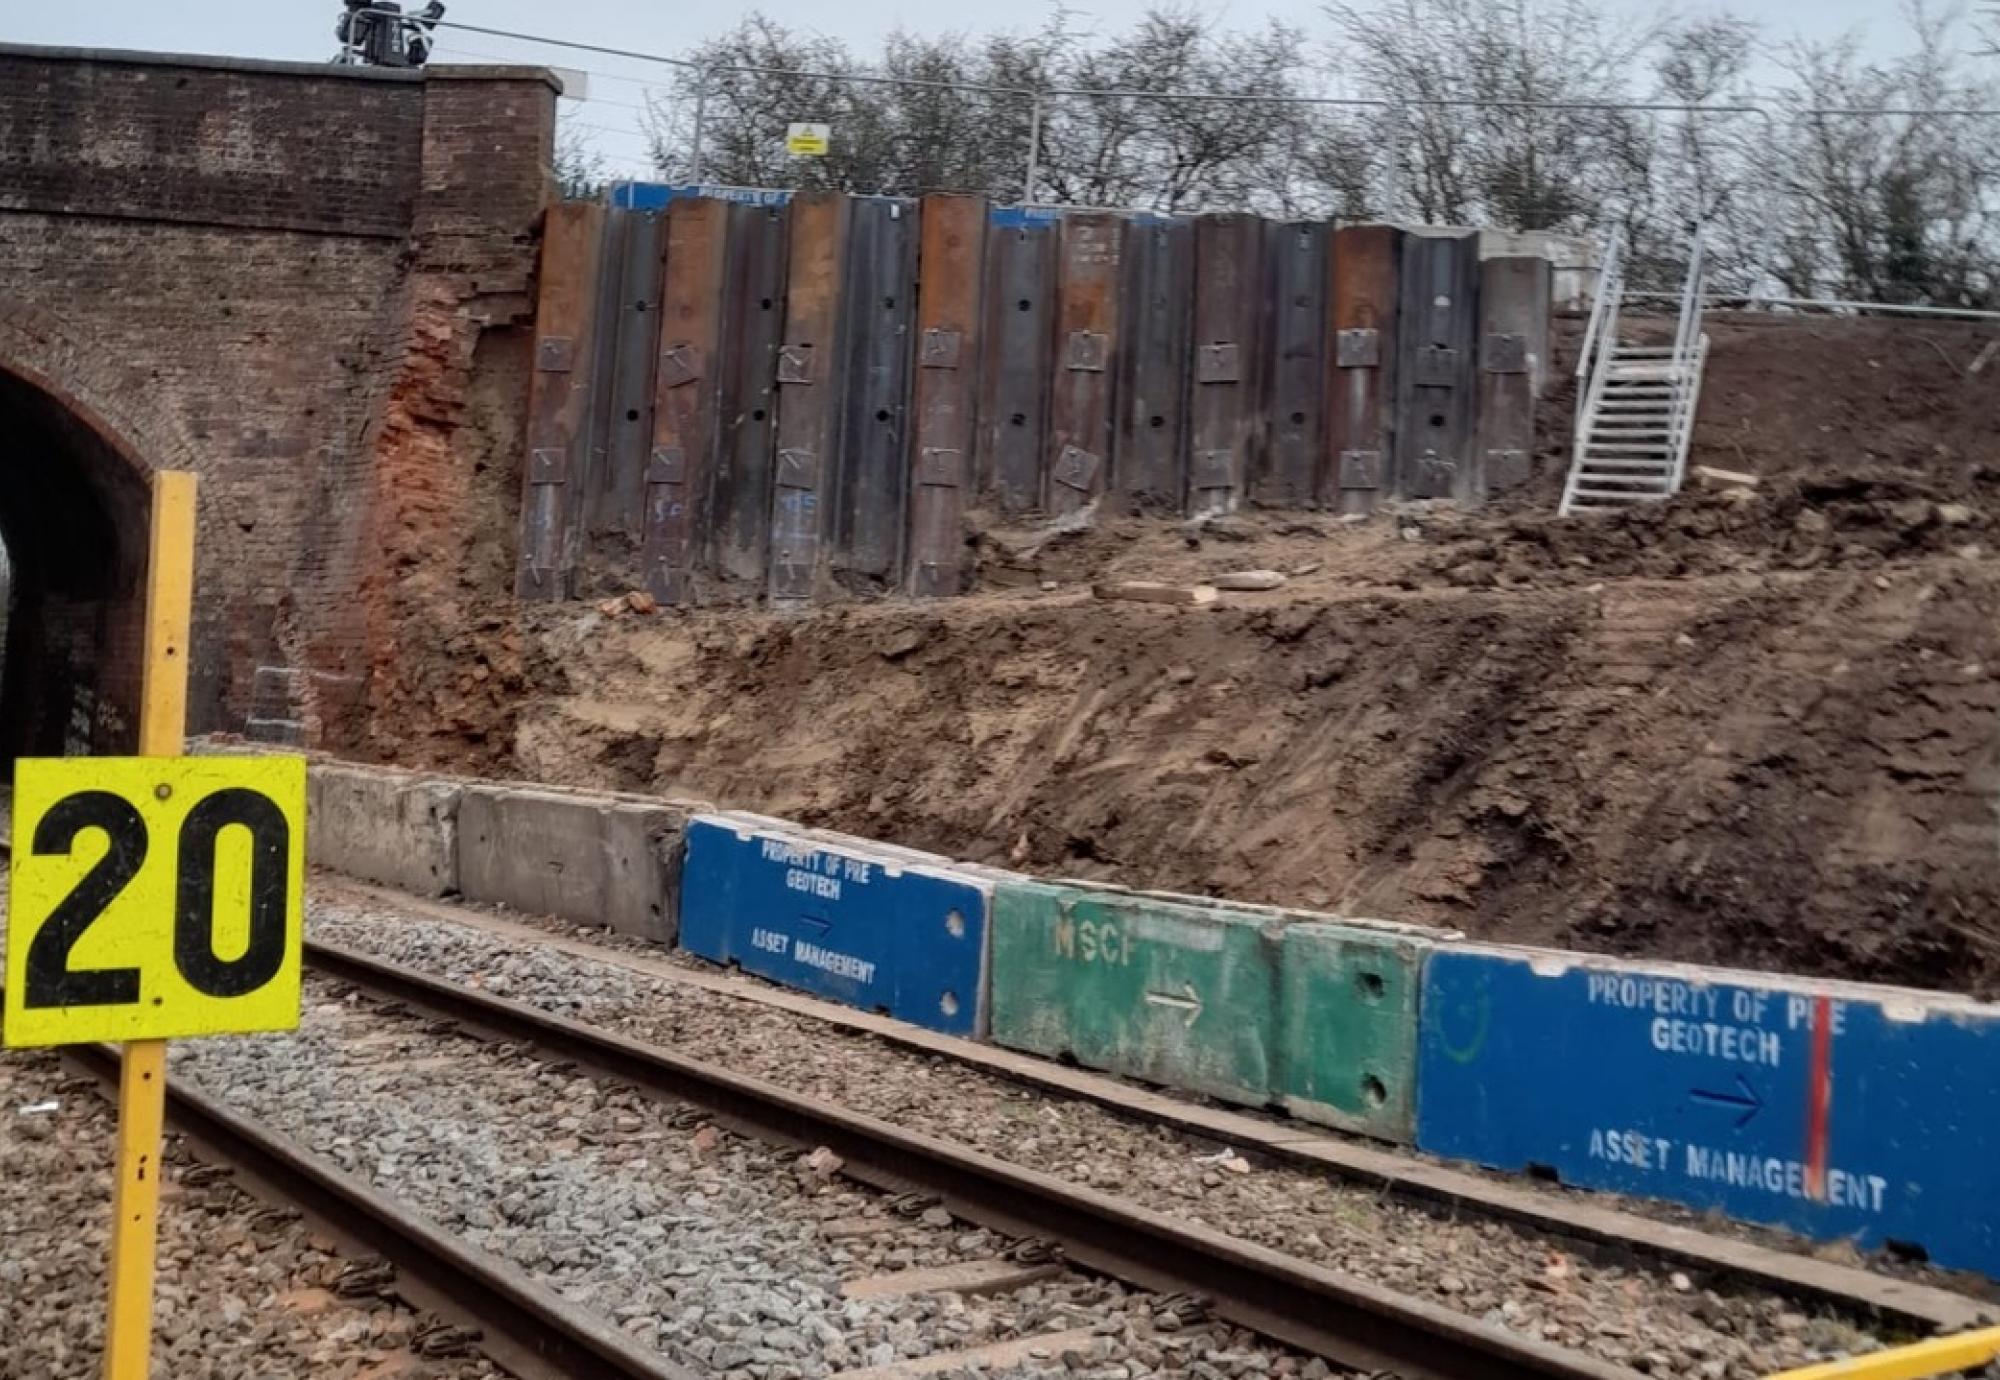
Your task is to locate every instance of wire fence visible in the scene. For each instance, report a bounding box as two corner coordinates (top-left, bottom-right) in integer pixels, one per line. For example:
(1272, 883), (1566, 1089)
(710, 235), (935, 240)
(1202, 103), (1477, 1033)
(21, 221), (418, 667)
(430, 18), (2000, 313)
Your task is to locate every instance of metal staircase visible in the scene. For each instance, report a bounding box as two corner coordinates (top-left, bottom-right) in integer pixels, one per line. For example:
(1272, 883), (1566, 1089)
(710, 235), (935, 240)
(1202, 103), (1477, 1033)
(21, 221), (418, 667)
(1560, 226), (1710, 515)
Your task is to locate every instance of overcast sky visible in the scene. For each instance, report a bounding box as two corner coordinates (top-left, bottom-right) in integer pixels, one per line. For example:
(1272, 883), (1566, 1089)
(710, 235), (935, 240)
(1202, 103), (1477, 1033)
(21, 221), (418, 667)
(4, 0), (1958, 180)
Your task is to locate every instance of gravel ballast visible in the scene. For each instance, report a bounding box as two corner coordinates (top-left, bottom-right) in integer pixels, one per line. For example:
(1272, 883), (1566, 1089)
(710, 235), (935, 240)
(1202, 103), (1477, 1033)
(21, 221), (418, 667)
(171, 976), (1313, 1380)
(309, 888), (1896, 1379)
(0, 1044), (504, 1380)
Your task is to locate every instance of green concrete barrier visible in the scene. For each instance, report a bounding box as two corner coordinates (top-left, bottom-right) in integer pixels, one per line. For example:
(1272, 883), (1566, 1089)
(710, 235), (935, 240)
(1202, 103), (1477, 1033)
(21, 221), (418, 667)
(992, 877), (1439, 1137)
(989, 879), (1288, 1107)
(1277, 921), (1431, 1143)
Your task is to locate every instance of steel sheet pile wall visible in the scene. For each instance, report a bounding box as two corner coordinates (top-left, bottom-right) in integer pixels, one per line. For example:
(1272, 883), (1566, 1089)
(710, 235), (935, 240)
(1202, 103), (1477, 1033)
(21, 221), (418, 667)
(516, 201), (605, 600)
(1115, 218), (1194, 511)
(1258, 221), (1330, 508)
(519, 196), (1555, 604)
(1188, 215), (1262, 515)
(908, 196), (988, 595)
(711, 203), (789, 592)
(642, 198), (727, 604)
(1477, 256), (1553, 495)
(1049, 213), (1123, 517)
(978, 220), (1057, 515)
(1396, 230), (1482, 504)
(594, 209), (669, 546)
(1329, 224), (1401, 514)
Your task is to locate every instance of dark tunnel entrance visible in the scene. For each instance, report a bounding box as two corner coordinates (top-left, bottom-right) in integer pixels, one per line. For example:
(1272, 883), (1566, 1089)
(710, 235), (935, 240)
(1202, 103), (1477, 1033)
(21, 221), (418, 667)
(0, 366), (152, 765)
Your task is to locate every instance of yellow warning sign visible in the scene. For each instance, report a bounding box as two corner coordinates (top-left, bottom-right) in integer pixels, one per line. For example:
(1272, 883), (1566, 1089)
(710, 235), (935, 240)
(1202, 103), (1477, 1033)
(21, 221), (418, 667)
(4, 756), (307, 1048)
(786, 121), (831, 156)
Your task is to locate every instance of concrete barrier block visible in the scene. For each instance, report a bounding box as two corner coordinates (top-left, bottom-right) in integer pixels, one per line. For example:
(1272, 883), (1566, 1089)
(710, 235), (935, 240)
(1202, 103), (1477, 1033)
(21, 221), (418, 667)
(1416, 943), (2000, 1277)
(457, 786), (693, 940)
(989, 880), (1285, 1107)
(679, 815), (992, 1035)
(457, 786), (606, 919)
(306, 764), (460, 897)
(1277, 922), (1430, 1143)
(602, 801), (689, 944)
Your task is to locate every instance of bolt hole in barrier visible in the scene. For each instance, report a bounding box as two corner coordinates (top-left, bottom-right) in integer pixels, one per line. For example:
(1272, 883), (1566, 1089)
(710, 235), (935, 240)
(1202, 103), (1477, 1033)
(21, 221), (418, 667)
(676, 813), (993, 1038)
(1414, 943), (2000, 1277)
(987, 879), (1438, 1144)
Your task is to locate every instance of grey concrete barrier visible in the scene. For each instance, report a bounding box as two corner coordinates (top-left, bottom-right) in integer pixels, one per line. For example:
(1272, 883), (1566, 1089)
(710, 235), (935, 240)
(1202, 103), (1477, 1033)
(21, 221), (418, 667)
(456, 785), (693, 943)
(307, 763), (462, 898)
(193, 738), (704, 941)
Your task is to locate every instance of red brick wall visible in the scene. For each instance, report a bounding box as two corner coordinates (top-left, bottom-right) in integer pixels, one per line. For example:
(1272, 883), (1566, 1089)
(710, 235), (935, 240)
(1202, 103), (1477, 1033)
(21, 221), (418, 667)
(0, 46), (554, 754)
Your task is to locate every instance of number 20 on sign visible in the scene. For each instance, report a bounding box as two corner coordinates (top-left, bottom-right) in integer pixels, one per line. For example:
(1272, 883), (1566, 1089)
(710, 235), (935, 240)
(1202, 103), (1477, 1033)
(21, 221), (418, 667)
(5, 757), (306, 1046)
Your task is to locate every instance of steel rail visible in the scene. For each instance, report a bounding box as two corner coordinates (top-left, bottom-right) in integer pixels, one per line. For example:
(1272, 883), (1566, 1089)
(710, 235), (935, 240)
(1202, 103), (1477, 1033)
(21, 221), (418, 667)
(59, 1038), (697, 1380)
(305, 938), (1641, 1380)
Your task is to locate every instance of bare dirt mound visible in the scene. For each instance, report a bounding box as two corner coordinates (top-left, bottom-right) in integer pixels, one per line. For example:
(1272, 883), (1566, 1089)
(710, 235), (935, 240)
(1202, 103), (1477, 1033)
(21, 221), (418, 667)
(494, 504), (2000, 995)
(373, 314), (2000, 995)
(1689, 314), (1998, 483)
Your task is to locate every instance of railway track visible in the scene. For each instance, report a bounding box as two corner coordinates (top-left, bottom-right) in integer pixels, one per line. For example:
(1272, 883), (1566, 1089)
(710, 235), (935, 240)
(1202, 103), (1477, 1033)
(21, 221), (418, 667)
(295, 937), (1637, 1380)
(0, 824), (1633, 1380)
(60, 1036), (696, 1380)
(0, 840), (1957, 1378)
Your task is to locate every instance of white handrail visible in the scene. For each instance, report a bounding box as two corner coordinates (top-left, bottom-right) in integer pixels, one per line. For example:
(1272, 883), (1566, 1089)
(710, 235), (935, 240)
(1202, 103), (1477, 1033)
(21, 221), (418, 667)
(1574, 223), (1625, 421)
(1560, 218), (1707, 517)
(1672, 226), (1706, 371)
(1666, 226), (1707, 491)
(1561, 288), (1624, 516)
(1670, 333), (1709, 491)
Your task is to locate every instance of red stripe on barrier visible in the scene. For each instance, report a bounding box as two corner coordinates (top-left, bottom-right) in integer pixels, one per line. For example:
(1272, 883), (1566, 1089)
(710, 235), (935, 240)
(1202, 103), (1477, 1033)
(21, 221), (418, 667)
(1805, 994), (1833, 1200)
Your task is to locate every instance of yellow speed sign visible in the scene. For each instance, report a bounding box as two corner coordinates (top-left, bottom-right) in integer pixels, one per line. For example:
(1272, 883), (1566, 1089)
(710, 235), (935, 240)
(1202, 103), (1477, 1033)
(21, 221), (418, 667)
(5, 757), (306, 1048)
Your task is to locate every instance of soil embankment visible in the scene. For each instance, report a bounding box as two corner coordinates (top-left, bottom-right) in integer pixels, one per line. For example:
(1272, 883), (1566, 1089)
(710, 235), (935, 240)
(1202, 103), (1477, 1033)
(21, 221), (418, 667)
(380, 315), (2000, 994)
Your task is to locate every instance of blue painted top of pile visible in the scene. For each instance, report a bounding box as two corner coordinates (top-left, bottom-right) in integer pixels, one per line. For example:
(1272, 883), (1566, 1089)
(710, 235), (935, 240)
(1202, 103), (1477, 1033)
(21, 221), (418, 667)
(605, 181), (1180, 227)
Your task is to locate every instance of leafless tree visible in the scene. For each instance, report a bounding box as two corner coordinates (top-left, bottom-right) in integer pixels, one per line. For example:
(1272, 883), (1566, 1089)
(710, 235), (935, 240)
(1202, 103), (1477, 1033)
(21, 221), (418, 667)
(1758, 2), (2000, 305)
(643, 17), (878, 192)
(1636, 15), (1760, 292)
(1322, 0), (1660, 231)
(598, 0), (2000, 306)
(554, 112), (612, 201)
(642, 7), (1359, 212)
(1033, 12), (1341, 213)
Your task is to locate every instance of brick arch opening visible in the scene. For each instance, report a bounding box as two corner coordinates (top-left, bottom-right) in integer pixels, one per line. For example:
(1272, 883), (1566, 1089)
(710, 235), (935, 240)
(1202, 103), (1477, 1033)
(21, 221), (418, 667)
(0, 363), (155, 762)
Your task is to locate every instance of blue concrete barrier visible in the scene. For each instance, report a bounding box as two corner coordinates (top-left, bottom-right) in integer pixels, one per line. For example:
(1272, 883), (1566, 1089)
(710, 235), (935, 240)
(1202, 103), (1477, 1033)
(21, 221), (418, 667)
(1417, 944), (2000, 1276)
(679, 814), (992, 1036)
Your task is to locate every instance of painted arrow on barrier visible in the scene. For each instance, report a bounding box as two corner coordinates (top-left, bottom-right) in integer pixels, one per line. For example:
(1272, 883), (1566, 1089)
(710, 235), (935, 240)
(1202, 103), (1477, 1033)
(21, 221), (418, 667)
(1144, 984), (1205, 1029)
(1690, 1073), (1764, 1128)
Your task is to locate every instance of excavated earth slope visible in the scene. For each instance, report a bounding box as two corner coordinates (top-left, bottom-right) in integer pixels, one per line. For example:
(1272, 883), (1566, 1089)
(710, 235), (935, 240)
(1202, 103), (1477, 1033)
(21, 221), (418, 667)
(379, 314), (2000, 995)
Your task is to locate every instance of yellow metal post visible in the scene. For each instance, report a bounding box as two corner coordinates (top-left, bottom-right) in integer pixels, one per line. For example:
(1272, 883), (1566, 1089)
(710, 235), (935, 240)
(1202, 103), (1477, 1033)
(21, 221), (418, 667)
(1763, 1326), (2000, 1380)
(103, 469), (195, 1380)
(136, 472), (194, 760)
